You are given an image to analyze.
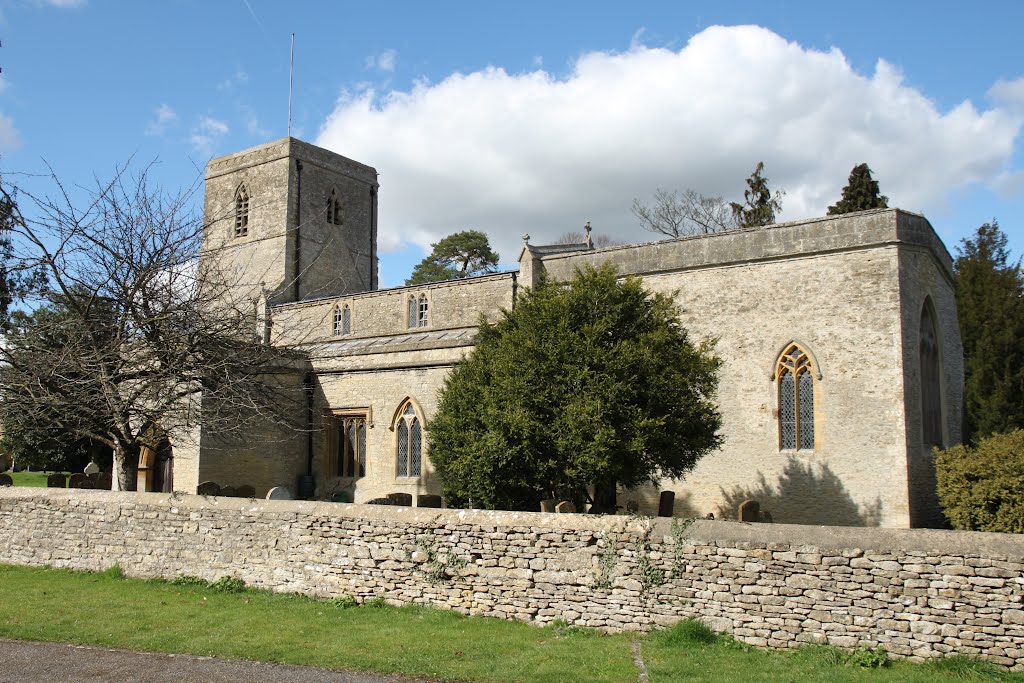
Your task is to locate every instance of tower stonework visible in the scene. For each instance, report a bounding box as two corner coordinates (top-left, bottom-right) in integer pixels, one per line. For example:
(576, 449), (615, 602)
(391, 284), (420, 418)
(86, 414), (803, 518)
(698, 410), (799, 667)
(202, 137), (379, 308)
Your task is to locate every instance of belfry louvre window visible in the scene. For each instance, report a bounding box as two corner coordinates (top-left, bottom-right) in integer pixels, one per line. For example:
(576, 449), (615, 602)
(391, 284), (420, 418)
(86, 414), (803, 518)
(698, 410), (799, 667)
(234, 184), (250, 237)
(395, 402), (422, 477)
(334, 414), (367, 478)
(920, 305), (943, 448)
(777, 343), (815, 450)
(326, 188), (343, 225)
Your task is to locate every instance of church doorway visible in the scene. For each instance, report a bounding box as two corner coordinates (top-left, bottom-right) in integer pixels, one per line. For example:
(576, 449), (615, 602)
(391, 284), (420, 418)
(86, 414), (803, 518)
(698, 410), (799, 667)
(138, 429), (174, 493)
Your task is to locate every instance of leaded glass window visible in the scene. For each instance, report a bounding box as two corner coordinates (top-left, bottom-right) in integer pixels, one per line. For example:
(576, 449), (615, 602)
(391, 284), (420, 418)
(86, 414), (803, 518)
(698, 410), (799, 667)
(407, 296), (417, 329)
(332, 306), (343, 336)
(395, 401), (422, 478)
(417, 294), (429, 327)
(335, 415), (366, 478)
(342, 305), (351, 335)
(777, 343), (816, 451)
(234, 184), (250, 238)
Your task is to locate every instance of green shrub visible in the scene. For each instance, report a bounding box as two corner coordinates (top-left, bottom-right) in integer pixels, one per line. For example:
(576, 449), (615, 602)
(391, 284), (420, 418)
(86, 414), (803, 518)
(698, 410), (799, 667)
(171, 575), (210, 588)
(846, 645), (889, 668)
(935, 429), (1024, 532)
(655, 618), (719, 646)
(327, 595), (359, 609)
(210, 576), (247, 593)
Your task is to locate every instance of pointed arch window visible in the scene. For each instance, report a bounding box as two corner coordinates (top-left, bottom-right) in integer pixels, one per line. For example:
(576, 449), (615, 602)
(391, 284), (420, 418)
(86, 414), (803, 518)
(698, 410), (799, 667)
(920, 305), (943, 448)
(332, 304), (352, 336)
(417, 294), (429, 327)
(234, 184), (250, 238)
(407, 295), (417, 329)
(395, 401), (422, 478)
(326, 188), (343, 226)
(777, 343), (816, 450)
(331, 412), (366, 479)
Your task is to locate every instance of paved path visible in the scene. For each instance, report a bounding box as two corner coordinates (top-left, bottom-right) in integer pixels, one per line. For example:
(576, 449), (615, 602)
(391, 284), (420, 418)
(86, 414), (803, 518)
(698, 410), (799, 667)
(0, 639), (436, 683)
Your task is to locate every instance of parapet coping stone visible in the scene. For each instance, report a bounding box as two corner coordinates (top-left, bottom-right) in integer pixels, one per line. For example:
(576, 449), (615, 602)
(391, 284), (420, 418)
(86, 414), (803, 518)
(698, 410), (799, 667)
(2, 488), (1020, 560)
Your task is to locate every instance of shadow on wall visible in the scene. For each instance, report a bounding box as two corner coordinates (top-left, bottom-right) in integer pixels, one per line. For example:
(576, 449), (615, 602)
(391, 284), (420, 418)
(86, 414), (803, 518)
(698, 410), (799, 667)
(719, 457), (882, 527)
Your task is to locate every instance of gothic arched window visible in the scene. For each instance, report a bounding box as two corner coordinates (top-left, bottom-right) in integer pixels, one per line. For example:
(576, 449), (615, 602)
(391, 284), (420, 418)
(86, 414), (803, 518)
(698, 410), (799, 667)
(342, 304), (351, 335)
(417, 294), (429, 327)
(395, 401), (422, 477)
(777, 343), (816, 450)
(407, 295), (417, 329)
(234, 183), (250, 238)
(920, 304), (943, 448)
(326, 188), (343, 225)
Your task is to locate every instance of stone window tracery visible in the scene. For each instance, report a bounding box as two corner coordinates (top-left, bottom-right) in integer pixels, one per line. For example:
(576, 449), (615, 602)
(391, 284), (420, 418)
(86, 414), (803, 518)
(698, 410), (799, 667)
(332, 304), (351, 336)
(331, 413), (366, 479)
(417, 294), (429, 327)
(395, 401), (422, 478)
(776, 343), (815, 451)
(234, 183), (250, 238)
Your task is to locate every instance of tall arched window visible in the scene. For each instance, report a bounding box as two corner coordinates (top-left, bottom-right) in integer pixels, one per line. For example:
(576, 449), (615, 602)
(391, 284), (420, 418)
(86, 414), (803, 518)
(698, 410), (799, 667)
(342, 304), (351, 335)
(333, 305), (343, 336)
(326, 188), (343, 225)
(407, 295), (417, 329)
(234, 183), (250, 238)
(395, 401), (422, 477)
(417, 294), (429, 327)
(777, 343), (815, 450)
(920, 304), (943, 448)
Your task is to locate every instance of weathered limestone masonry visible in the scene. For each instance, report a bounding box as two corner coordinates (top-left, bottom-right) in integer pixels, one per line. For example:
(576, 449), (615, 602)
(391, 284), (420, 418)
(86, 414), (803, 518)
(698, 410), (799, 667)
(2, 489), (1021, 669)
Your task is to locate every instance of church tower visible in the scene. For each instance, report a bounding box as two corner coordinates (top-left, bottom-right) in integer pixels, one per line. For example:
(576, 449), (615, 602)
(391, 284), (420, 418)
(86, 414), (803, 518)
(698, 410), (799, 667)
(202, 138), (379, 308)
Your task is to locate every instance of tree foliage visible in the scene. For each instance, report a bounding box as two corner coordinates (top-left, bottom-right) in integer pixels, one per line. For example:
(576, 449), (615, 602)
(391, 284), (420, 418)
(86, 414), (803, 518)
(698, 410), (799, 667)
(954, 221), (1024, 441)
(406, 230), (499, 285)
(428, 264), (722, 511)
(730, 162), (784, 228)
(631, 188), (737, 238)
(0, 166), (301, 490)
(827, 163), (888, 215)
(935, 429), (1024, 532)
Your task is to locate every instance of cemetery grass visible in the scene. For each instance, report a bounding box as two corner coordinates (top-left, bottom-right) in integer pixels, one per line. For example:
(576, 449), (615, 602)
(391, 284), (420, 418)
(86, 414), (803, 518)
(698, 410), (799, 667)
(0, 565), (1021, 683)
(8, 471), (63, 487)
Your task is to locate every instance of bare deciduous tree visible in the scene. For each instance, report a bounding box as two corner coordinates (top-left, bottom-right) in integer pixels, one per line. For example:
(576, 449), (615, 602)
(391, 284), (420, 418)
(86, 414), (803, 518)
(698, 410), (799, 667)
(631, 188), (737, 238)
(554, 231), (623, 248)
(0, 166), (303, 491)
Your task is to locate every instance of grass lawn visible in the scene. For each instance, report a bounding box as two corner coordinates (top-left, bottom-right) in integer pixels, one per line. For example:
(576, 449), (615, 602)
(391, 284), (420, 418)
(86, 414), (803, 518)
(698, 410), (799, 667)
(7, 471), (68, 487)
(0, 564), (1020, 683)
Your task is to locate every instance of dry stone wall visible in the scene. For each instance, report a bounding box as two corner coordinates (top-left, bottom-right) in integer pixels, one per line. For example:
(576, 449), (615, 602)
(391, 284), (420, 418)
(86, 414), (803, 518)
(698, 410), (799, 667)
(1, 488), (1020, 669)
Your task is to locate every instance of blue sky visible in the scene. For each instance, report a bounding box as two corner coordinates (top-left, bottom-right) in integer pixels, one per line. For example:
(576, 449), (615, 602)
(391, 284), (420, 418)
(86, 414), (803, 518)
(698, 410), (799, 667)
(3, 1), (1022, 286)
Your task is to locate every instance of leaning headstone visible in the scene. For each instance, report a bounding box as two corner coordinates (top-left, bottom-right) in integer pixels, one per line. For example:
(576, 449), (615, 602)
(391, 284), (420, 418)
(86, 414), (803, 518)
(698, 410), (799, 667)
(266, 486), (292, 501)
(759, 509), (773, 524)
(95, 473), (112, 490)
(366, 497), (390, 505)
(235, 485), (256, 499)
(658, 490), (675, 517)
(539, 499), (557, 513)
(218, 485), (238, 498)
(0, 473), (12, 487)
(68, 473), (93, 489)
(47, 473), (67, 488)
(83, 461), (100, 476)
(555, 500), (576, 514)
(738, 499), (761, 522)
(417, 495), (442, 508)
(196, 481), (221, 496)
(387, 492), (413, 506)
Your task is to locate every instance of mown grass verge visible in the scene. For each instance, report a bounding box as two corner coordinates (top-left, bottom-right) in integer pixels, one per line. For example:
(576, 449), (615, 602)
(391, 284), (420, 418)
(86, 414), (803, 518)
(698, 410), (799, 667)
(0, 564), (1020, 683)
(7, 471), (67, 487)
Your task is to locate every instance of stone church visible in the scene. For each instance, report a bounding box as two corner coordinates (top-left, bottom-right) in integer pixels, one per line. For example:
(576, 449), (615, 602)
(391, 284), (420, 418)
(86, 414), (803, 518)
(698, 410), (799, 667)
(157, 137), (962, 528)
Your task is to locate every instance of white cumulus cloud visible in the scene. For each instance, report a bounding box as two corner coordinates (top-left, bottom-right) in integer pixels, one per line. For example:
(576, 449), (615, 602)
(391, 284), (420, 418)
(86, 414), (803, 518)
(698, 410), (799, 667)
(365, 49), (397, 73)
(317, 25), (1022, 261)
(190, 116), (230, 158)
(145, 103), (178, 137)
(0, 112), (20, 150)
(988, 76), (1024, 112)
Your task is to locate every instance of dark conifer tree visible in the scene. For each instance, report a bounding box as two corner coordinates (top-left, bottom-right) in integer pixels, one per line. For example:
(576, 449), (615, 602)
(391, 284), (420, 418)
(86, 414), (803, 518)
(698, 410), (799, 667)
(954, 221), (1024, 441)
(730, 162), (784, 227)
(827, 163), (889, 215)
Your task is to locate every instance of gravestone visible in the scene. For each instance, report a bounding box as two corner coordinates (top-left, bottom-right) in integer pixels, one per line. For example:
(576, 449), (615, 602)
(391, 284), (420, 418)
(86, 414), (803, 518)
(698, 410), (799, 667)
(218, 486), (238, 498)
(68, 473), (93, 489)
(47, 473), (67, 488)
(0, 473), (12, 487)
(554, 500), (576, 514)
(83, 461), (100, 476)
(196, 481), (221, 496)
(95, 473), (112, 490)
(738, 499), (761, 522)
(417, 495), (443, 508)
(759, 510), (773, 523)
(658, 491), (675, 517)
(266, 486), (292, 500)
(539, 499), (557, 513)
(386, 492), (413, 506)
(235, 485), (256, 499)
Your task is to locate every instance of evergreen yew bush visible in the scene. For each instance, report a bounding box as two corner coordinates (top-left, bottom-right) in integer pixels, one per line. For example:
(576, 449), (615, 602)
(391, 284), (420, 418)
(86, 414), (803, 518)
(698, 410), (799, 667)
(935, 429), (1024, 532)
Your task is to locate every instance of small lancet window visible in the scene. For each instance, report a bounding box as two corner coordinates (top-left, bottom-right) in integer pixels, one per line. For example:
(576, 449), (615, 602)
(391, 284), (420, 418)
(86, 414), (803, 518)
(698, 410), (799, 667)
(326, 188), (343, 226)
(395, 401), (422, 478)
(920, 305), (943, 448)
(342, 304), (351, 335)
(777, 343), (815, 451)
(417, 294), (429, 327)
(234, 184), (250, 238)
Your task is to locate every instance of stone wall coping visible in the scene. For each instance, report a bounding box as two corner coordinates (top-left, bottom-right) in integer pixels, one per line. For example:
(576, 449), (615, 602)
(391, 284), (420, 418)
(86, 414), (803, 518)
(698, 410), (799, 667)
(3, 488), (1021, 559)
(536, 209), (954, 282)
(271, 270), (518, 311)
